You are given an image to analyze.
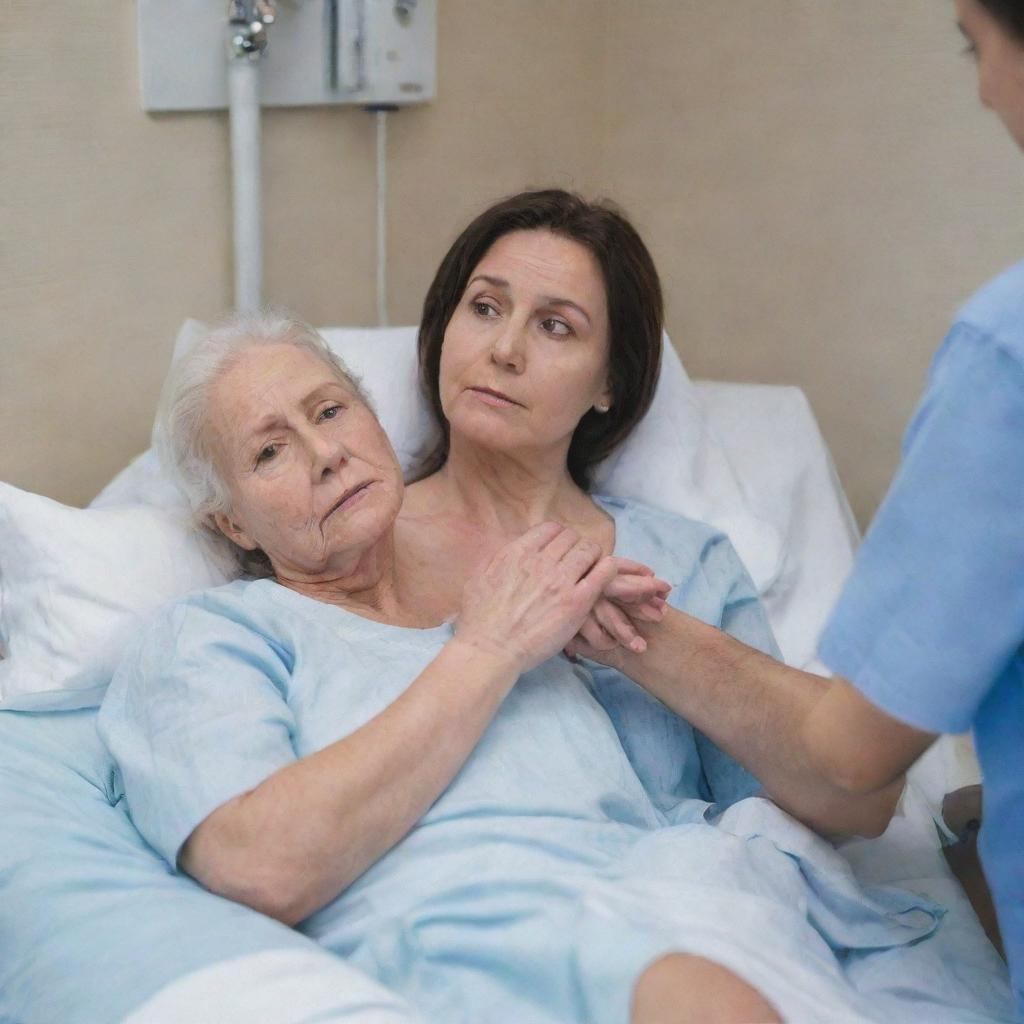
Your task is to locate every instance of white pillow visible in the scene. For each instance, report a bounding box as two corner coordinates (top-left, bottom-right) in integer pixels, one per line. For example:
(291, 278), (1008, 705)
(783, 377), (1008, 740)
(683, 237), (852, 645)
(98, 320), (783, 589)
(0, 483), (232, 711)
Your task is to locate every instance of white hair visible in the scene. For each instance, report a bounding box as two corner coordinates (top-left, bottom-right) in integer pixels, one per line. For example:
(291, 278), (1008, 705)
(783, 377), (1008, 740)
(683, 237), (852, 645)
(155, 310), (365, 576)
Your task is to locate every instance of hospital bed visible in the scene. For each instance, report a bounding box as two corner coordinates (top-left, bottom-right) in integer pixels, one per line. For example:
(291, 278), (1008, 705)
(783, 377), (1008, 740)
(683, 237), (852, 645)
(0, 324), (1011, 1023)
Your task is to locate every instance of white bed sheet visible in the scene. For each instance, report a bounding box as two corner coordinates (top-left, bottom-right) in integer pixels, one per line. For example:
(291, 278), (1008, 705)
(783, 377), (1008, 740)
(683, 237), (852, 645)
(124, 950), (421, 1024)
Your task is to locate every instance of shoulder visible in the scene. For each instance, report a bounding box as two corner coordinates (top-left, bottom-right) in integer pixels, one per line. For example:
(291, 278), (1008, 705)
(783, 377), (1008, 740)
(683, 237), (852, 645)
(130, 578), (297, 664)
(150, 576), (269, 625)
(101, 579), (303, 722)
(907, 277), (1024, 454)
(947, 259), (1024, 370)
(593, 493), (735, 584)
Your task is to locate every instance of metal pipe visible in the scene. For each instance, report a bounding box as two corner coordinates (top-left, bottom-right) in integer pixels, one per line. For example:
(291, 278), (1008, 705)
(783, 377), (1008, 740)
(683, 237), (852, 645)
(375, 108), (388, 327)
(226, 1), (272, 312)
(228, 57), (262, 312)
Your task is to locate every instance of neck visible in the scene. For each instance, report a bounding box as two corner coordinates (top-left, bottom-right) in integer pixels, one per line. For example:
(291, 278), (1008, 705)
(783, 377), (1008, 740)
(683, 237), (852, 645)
(274, 529), (405, 619)
(439, 434), (585, 536)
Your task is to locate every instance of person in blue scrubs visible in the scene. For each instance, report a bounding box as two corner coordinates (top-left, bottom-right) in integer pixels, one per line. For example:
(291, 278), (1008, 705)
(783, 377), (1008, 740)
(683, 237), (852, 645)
(572, 0), (1024, 1013)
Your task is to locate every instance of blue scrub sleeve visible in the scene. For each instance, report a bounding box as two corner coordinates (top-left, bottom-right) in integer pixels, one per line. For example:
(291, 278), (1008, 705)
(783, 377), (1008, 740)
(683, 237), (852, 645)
(820, 330), (1024, 734)
(693, 535), (782, 806)
(99, 596), (299, 869)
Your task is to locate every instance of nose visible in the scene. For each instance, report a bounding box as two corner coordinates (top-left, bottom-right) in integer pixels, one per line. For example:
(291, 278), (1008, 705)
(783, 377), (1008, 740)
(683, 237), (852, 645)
(308, 428), (349, 481)
(490, 320), (526, 373)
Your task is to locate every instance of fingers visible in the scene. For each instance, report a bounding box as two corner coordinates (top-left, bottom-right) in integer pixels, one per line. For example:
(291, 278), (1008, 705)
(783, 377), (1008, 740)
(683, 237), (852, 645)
(594, 599), (647, 653)
(631, 596), (668, 623)
(541, 524), (584, 563)
(607, 557), (655, 577)
(518, 521), (570, 553)
(577, 615), (620, 653)
(534, 525), (606, 583)
(604, 587), (668, 625)
(559, 537), (605, 582)
(575, 554), (620, 606)
(604, 573), (671, 604)
(564, 634), (627, 668)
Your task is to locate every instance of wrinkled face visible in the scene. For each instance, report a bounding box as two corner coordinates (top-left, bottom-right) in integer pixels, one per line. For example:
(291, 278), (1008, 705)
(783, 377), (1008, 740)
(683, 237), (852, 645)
(956, 0), (1024, 150)
(207, 343), (404, 581)
(439, 229), (613, 464)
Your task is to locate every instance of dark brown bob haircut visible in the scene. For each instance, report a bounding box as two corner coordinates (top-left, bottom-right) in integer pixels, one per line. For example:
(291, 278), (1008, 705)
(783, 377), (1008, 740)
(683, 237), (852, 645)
(416, 189), (664, 490)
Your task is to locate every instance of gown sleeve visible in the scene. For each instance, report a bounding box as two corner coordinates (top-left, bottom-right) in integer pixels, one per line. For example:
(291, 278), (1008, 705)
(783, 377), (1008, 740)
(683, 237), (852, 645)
(819, 328), (1024, 733)
(99, 590), (299, 869)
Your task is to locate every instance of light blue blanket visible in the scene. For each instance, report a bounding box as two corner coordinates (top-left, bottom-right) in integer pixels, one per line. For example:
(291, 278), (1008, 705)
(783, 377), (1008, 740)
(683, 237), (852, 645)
(0, 706), (413, 1024)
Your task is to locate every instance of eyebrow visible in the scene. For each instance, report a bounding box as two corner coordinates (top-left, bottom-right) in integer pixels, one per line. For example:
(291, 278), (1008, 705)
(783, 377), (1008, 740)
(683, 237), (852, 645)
(242, 382), (346, 446)
(467, 275), (593, 326)
(244, 413), (284, 446)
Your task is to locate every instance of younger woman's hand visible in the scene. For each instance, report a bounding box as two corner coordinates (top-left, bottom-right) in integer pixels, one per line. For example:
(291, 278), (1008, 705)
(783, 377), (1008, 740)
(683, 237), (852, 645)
(454, 522), (619, 675)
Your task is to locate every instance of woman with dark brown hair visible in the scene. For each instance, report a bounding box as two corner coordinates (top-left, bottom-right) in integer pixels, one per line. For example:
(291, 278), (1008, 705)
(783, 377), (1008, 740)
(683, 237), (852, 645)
(396, 190), (668, 656)
(385, 189), (936, 1020)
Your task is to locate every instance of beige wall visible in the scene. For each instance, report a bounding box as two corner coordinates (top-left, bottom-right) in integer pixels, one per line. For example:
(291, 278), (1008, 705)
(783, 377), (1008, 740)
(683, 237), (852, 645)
(596, 0), (1024, 526)
(3, 1), (1022, 525)
(0, 0), (603, 507)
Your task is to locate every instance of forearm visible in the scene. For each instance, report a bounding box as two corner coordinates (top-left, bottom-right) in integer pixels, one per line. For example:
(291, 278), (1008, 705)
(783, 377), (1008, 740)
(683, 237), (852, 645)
(182, 638), (518, 923)
(615, 609), (903, 838)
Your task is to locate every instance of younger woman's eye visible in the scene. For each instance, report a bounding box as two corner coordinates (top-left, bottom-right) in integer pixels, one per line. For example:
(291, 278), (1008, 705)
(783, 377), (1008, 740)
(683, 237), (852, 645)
(255, 444), (279, 466)
(541, 317), (572, 337)
(472, 300), (499, 318)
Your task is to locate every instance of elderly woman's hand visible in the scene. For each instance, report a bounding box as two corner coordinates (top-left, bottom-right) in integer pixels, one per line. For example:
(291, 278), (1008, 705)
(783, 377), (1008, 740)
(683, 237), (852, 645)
(454, 522), (620, 674)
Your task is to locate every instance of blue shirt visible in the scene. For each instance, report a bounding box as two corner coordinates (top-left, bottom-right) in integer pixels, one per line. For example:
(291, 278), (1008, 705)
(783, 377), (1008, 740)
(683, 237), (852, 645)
(820, 258), (1024, 1014)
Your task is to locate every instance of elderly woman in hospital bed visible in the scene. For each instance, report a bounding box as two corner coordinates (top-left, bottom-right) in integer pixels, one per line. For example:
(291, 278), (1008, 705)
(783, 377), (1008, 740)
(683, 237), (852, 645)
(99, 203), (989, 1023)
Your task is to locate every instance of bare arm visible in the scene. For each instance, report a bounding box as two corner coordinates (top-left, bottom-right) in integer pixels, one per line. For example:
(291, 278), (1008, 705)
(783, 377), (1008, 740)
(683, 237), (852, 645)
(570, 608), (934, 839)
(180, 523), (618, 925)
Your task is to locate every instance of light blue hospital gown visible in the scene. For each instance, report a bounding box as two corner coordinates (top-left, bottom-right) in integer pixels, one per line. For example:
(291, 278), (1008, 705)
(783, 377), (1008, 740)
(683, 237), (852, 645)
(101, 497), (962, 1024)
(820, 258), (1024, 1017)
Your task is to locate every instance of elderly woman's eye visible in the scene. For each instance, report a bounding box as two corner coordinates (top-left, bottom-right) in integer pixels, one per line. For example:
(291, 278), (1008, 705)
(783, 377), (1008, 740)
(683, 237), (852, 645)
(255, 444), (279, 466)
(541, 318), (572, 337)
(318, 404), (343, 422)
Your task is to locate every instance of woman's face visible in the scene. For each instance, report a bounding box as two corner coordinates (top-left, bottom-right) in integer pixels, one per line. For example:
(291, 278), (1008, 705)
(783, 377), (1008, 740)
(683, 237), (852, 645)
(207, 343), (403, 581)
(439, 229), (613, 465)
(956, 0), (1024, 150)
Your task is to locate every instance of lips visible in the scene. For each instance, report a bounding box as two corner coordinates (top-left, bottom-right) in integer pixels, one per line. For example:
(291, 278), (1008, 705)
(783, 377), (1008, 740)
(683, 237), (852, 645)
(322, 480), (374, 522)
(468, 386), (523, 407)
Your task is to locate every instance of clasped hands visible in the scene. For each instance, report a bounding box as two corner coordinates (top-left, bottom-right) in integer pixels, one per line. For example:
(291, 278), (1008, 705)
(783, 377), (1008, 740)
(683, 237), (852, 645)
(455, 522), (670, 675)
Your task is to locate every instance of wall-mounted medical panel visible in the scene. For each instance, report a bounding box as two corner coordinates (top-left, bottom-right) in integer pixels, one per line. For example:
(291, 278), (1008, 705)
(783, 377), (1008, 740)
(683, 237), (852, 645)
(138, 0), (436, 112)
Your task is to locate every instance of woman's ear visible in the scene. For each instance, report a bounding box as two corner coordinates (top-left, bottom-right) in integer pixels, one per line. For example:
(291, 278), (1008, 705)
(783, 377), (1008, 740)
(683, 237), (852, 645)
(594, 381), (613, 414)
(212, 511), (259, 551)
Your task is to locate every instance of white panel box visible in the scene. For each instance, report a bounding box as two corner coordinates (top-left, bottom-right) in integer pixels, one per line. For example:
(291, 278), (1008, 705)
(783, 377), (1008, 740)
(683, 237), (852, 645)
(139, 0), (436, 111)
